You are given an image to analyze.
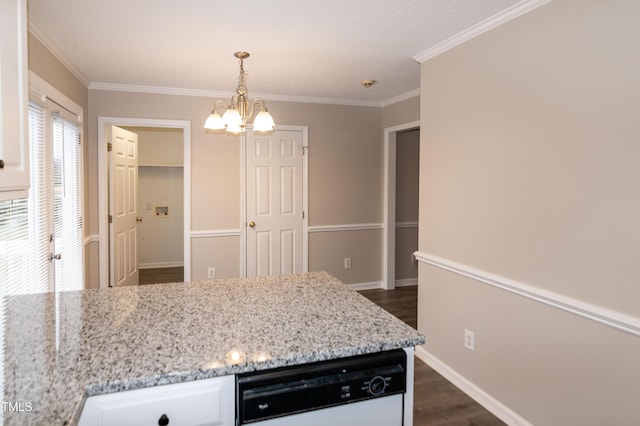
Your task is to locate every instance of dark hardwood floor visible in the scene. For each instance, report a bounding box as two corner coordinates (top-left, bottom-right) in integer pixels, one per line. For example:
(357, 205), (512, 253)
(139, 267), (184, 285)
(359, 286), (505, 426)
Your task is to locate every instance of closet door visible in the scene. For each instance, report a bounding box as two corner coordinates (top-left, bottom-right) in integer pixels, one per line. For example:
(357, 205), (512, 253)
(245, 130), (303, 277)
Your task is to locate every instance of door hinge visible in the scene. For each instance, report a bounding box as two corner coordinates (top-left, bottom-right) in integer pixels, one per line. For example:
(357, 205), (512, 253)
(108, 215), (113, 224)
(107, 142), (112, 152)
(302, 211), (305, 219)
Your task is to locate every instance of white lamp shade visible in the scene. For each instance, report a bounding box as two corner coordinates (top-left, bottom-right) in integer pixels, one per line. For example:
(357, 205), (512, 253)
(204, 111), (225, 130)
(253, 110), (275, 132)
(222, 108), (242, 127)
(226, 123), (245, 134)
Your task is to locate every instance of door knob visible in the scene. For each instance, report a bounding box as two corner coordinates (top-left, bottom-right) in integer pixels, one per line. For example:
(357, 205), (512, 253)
(136, 216), (143, 222)
(49, 253), (62, 262)
(249, 221), (256, 228)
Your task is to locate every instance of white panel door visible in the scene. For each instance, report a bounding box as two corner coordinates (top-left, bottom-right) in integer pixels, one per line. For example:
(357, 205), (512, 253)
(246, 130), (303, 276)
(109, 126), (139, 286)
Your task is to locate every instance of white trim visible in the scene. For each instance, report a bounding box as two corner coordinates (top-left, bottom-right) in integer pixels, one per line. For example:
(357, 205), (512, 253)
(380, 89), (420, 107)
(83, 234), (99, 245)
(414, 251), (640, 337)
(88, 83), (421, 109)
(413, 0), (552, 63)
(240, 132), (247, 277)
(190, 229), (242, 238)
(347, 281), (383, 291)
(139, 261), (184, 269)
(98, 118), (191, 288)
(308, 223), (383, 233)
(383, 121), (420, 291)
(27, 20), (90, 87)
(89, 82), (384, 108)
(347, 279), (416, 290)
(29, 72), (83, 119)
(403, 347), (415, 426)
(415, 346), (532, 426)
(301, 126), (309, 274)
(395, 221), (419, 228)
(395, 278), (417, 287)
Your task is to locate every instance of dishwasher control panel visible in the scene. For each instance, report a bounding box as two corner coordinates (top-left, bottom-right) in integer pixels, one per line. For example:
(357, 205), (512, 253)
(237, 349), (406, 424)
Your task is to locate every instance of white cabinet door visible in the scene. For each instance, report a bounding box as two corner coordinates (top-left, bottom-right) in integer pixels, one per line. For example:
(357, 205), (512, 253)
(78, 376), (235, 426)
(0, 0), (29, 200)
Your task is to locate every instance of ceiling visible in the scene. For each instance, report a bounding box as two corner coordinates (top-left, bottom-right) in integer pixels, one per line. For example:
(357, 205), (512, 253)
(28, 0), (525, 106)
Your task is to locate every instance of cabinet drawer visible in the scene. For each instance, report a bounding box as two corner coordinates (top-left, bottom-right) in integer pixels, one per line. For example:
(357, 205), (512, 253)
(78, 376), (234, 426)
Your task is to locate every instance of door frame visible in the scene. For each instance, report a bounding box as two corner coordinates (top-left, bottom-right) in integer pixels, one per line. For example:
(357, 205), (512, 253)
(240, 125), (309, 277)
(383, 120), (420, 290)
(98, 117), (191, 288)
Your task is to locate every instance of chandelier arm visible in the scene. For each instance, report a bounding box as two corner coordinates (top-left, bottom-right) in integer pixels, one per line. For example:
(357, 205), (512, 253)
(211, 99), (229, 113)
(248, 98), (267, 121)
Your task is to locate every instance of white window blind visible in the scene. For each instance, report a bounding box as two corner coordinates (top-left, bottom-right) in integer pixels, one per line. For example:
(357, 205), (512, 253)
(0, 99), (84, 295)
(52, 114), (83, 292)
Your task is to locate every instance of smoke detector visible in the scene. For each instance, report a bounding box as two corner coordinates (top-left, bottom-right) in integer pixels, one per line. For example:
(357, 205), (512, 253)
(360, 79), (376, 88)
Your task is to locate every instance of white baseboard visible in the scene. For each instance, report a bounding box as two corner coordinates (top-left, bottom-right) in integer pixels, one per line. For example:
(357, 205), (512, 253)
(414, 346), (531, 426)
(395, 278), (417, 287)
(347, 281), (383, 290)
(139, 261), (184, 270)
(348, 279), (417, 290)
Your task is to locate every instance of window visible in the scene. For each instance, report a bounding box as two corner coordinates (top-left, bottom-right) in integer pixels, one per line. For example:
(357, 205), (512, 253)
(0, 79), (84, 295)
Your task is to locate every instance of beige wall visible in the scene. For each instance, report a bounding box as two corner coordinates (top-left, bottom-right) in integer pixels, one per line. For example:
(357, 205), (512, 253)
(88, 91), (386, 283)
(382, 95), (420, 128)
(418, 0), (640, 423)
(28, 34), (87, 110)
(130, 127), (184, 167)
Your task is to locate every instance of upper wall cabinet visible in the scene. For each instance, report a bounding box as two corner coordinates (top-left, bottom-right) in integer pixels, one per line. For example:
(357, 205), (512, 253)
(0, 0), (29, 200)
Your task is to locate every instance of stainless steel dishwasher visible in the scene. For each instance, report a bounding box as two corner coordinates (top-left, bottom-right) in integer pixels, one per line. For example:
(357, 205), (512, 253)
(236, 349), (407, 426)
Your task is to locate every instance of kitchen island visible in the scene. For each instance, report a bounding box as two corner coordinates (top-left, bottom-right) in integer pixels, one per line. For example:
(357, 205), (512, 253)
(3, 272), (424, 425)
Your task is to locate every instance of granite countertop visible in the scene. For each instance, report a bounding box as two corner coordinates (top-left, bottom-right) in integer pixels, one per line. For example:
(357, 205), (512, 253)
(2, 271), (424, 425)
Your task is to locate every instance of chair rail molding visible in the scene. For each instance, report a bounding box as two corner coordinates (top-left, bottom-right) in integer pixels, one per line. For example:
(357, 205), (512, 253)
(307, 223), (383, 233)
(414, 251), (640, 337)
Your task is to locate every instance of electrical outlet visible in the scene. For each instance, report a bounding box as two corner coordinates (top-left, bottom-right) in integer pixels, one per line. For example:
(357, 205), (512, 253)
(344, 258), (352, 269)
(464, 329), (475, 351)
(207, 267), (216, 279)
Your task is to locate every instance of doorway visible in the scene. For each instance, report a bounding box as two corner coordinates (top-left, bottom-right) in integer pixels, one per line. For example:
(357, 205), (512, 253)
(97, 117), (191, 289)
(383, 121), (420, 290)
(123, 126), (185, 285)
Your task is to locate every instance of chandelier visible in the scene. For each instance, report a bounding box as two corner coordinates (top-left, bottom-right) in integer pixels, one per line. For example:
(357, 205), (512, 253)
(204, 51), (275, 134)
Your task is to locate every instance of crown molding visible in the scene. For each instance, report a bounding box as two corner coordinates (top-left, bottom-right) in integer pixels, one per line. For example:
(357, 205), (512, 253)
(27, 18), (91, 87)
(413, 0), (553, 64)
(89, 82), (389, 107)
(381, 88), (420, 107)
